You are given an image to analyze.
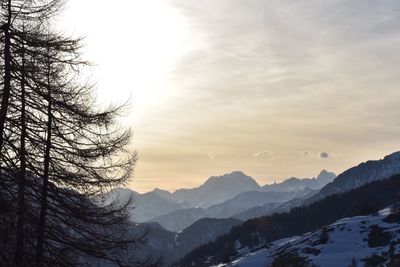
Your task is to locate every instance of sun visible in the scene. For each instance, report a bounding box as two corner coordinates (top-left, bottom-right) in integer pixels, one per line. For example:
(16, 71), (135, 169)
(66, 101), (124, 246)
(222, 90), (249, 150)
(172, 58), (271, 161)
(57, 0), (191, 122)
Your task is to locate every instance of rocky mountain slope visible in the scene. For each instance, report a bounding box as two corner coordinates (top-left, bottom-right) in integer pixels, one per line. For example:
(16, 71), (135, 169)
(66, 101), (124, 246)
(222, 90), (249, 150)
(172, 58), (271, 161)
(305, 151), (400, 205)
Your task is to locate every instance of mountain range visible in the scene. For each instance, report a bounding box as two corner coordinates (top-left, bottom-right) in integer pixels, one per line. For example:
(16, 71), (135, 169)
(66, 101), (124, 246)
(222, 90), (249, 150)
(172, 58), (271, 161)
(176, 151), (400, 266)
(99, 151), (400, 266)
(99, 168), (337, 264)
(170, 171), (261, 209)
(102, 188), (185, 223)
(261, 169), (336, 192)
(107, 169), (336, 229)
(152, 188), (314, 232)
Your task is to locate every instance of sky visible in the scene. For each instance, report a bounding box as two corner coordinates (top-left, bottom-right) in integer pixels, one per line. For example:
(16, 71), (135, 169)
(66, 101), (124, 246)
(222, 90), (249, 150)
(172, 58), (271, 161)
(58, 0), (400, 193)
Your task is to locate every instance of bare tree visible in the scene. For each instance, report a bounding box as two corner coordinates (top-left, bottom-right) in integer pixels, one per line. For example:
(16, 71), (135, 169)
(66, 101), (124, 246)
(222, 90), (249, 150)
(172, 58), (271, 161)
(0, 1), (148, 266)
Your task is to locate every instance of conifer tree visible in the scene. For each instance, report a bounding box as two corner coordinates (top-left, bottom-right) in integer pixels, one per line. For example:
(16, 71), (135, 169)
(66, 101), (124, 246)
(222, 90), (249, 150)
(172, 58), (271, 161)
(0, 1), (146, 266)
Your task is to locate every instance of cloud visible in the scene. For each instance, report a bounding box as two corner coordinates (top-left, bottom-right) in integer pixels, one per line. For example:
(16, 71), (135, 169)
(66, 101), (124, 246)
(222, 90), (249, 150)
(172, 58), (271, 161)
(301, 151), (312, 158)
(301, 151), (340, 159)
(253, 151), (274, 158)
(133, 0), (400, 191)
(320, 152), (329, 159)
(169, 0), (400, 141)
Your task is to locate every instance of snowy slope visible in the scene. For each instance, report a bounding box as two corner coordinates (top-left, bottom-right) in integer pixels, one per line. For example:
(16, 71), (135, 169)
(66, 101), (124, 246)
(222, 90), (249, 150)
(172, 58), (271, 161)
(216, 207), (400, 267)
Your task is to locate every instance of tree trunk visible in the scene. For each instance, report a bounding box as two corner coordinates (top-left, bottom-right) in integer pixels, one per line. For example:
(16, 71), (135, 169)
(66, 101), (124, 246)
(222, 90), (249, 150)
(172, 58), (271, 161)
(15, 35), (26, 265)
(0, 0), (12, 155)
(35, 48), (52, 266)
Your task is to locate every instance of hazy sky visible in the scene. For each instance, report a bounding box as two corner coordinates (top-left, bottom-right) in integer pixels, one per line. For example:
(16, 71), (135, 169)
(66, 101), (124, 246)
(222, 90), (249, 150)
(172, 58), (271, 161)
(59, 0), (400, 192)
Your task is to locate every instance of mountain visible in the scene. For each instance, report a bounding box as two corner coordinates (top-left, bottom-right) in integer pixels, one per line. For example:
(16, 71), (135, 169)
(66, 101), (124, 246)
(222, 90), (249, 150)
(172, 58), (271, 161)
(152, 189), (312, 232)
(171, 171), (260, 208)
(133, 218), (241, 266)
(176, 218), (242, 257)
(231, 201), (284, 221)
(131, 191), (184, 222)
(205, 189), (311, 218)
(261, 170), (336, 192)
(107, 170), (333, 227)
(274, 188), (320, 213)
(151, 208), (208, 232)
(306, 151), (400, 205)
(106, 169), (334, 229)
(176, 173), (400, 266)
(104, 188), (184, 222)
(151, 188), (174, 200)
(218, 207), (400, 267)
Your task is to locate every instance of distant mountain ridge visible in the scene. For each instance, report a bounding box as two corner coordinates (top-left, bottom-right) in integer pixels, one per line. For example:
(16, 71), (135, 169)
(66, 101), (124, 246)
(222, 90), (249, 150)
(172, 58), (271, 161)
(120, 151), (400, 231)
(151, 188), (313, 232)
(171, 171), (261, 208)
(108, 152), (400, 266)
(106, 169), (336, 227)
(233, 188), (319, 221)
(261, 170), (336, 192)
(145, 171), (335, 231)
(102, 188), (186, 222)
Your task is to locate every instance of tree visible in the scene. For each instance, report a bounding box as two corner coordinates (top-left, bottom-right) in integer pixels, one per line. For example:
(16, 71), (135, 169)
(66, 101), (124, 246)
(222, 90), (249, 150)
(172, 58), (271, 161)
(0, 0), (14, 154)
(0, 0), (146, 266)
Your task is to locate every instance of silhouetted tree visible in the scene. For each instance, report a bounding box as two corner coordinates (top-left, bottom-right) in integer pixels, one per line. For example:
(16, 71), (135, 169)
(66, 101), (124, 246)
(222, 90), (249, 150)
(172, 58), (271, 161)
(0, 0), (147, 266)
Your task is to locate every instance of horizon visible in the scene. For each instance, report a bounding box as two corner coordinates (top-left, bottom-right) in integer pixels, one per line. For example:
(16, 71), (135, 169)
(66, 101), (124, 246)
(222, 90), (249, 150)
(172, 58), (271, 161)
(59, 0), (400, 193)
(134, 168), (334, 194)
(127, 150), (397, 194)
